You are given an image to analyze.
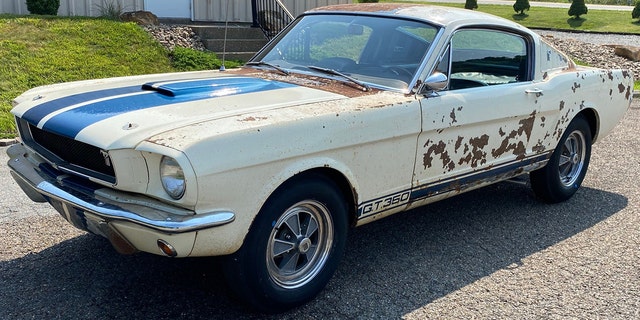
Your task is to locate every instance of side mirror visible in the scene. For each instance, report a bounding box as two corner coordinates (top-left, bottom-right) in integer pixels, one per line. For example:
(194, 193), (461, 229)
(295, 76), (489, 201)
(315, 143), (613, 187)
(420, 72), (448, 95)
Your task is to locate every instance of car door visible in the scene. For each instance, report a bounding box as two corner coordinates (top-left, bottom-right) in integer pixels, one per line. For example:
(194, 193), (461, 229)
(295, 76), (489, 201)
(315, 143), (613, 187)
(410, 28), (546, 207)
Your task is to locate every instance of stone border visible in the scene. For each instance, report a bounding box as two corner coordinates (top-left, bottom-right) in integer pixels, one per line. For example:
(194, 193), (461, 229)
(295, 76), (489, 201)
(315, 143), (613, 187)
(0, 139), (18, 146)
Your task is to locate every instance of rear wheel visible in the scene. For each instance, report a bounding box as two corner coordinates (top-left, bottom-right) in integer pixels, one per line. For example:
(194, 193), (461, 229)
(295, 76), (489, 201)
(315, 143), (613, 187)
(222, 174), (348, 313)
(530, 114), (592, 203)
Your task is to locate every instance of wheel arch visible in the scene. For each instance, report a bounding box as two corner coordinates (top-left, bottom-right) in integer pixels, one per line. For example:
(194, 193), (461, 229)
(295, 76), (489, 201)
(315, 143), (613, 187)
(577, 108), (599, 143)
(266, 167), (359, 228)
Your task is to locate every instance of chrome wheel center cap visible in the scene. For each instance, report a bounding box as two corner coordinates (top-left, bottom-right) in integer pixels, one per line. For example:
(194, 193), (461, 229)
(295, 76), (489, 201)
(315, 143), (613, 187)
(298, 238), (312, 254)
(570, 153), (580, 165)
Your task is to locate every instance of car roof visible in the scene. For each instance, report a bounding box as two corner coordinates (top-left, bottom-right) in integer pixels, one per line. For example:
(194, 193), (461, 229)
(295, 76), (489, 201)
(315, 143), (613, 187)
(307, 3), (531, 34)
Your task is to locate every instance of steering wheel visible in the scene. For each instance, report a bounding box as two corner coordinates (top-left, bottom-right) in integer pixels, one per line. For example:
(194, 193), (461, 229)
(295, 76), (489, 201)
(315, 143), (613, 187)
(386, 66), (414, 80)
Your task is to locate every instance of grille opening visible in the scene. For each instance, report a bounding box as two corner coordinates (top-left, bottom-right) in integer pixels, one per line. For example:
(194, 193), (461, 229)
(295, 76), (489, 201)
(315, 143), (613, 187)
(21, 120), (116, 183)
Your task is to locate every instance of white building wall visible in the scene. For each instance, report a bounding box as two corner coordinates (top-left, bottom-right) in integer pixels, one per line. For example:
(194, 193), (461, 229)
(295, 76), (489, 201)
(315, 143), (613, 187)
(1, 0), (143, 16)
(0, 0), (350, 20)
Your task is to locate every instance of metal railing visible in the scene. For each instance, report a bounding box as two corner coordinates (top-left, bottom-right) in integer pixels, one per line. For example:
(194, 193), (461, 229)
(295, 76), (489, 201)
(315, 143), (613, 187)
(251, 0), (294, 40)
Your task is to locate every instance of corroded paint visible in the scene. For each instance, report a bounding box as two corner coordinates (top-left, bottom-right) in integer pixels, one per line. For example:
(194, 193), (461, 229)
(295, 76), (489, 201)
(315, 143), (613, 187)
(228, 68), (382, 98)
(491, 111), (535, 158)
(571, 82), (581, 93)
(461, 134), (489, 168)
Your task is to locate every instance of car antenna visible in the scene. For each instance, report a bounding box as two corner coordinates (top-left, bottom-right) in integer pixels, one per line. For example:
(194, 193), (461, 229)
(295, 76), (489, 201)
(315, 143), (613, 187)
(220, 0), (230, 71)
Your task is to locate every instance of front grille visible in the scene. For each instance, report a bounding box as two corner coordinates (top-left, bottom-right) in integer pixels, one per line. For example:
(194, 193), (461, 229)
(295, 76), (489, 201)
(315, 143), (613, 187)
(18, 118), (116, 183)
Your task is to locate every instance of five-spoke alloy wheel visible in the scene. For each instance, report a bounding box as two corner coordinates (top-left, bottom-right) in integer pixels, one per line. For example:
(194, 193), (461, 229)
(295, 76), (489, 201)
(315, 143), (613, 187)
(222, 174), (348, 313)
(531, 114), (592, 203)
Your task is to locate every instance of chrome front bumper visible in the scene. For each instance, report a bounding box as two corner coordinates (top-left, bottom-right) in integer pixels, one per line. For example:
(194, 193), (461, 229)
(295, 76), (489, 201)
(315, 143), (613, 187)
(7, 143), (235, 255)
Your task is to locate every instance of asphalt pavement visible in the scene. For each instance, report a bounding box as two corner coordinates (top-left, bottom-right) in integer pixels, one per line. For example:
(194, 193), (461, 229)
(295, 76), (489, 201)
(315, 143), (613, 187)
(1, 100), (639, 318)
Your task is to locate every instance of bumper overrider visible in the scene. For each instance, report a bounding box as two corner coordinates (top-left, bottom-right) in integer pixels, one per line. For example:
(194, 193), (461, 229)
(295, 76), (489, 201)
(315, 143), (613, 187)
(7, 143), (235, 257)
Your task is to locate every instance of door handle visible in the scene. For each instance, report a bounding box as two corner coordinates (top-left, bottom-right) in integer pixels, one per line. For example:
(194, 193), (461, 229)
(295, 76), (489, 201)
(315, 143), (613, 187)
(525, 88), (544, 97)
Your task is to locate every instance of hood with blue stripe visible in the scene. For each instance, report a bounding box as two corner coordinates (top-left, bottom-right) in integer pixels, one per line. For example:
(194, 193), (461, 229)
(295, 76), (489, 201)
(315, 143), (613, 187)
(11, 70), (347, 149)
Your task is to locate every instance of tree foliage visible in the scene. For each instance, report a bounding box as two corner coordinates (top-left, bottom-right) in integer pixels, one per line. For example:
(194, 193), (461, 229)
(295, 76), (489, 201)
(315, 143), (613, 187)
(513, 0), (531, 15)
(568, 0), (588, 19)
(633, 1), (640, 20)
(465, 0), (478, 10)
(26, 0), (60, 15)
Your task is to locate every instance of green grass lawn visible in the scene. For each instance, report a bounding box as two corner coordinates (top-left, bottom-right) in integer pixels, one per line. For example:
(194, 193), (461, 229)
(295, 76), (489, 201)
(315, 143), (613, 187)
(1, 3), (639, 138)
(0, 16), (176, 138)
(0, 15), (237, 139)
(416, 2), (640, 33)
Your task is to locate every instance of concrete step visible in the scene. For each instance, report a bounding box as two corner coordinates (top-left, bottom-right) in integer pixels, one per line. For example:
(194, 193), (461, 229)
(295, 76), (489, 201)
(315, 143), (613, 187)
(190, 25), (266, 40)
(203, 38), (268, 53)
(189, 24), (267, 62)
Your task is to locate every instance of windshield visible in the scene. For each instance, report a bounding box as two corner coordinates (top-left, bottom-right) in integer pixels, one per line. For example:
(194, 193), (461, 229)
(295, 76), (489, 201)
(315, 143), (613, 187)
(251, 14), (439, 91)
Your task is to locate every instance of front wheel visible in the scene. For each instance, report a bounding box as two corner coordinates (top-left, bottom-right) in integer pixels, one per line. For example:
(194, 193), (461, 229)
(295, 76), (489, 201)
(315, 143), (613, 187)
(530, 114), (592, 203)
(222, 174), (348, 313)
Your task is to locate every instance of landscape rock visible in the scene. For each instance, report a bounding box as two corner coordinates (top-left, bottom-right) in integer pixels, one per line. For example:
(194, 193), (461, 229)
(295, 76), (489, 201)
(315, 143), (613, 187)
(143, 25), (205, 51)
(613, 45), (640, 62)
(120, 11), (159, 26)
(541, 35), (640, 78)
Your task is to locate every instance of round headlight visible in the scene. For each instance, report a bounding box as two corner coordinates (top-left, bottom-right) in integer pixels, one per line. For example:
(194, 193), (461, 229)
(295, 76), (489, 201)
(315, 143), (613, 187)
(160, 156), (185, 199)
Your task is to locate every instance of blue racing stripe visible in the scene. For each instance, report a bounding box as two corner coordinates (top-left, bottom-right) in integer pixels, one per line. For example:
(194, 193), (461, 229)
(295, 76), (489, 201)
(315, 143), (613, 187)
(34, 77), (296, 138)
(22, 86), (141, 126)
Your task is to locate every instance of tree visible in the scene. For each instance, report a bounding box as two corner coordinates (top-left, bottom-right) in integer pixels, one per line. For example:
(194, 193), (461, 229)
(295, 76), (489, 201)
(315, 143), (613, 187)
(633, 1), (640, 20)
(568, 0), (588, 19)
(465, 0), (478, 10)
(513, 0), (531, 15)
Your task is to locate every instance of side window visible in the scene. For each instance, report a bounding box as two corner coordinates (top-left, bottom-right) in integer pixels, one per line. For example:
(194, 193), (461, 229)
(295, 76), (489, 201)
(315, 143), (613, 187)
(448, 29), (529, 90)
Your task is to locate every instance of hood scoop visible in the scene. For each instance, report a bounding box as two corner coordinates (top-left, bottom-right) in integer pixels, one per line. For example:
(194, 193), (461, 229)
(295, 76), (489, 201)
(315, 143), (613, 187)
(141, 77), (295, 98)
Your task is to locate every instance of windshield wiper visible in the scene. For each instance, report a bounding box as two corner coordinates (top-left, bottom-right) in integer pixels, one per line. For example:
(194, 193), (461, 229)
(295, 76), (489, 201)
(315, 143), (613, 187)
(308, 66), (370, 92)
(246, 61), (290, 76)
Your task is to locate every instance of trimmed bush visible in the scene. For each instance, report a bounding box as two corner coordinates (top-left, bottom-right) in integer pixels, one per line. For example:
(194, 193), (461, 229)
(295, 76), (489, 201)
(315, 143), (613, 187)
(513, 0), (531, 15)
(633, 1), (640, 20)
(465, 0), (478, 10)
(26, 0), (60, 15)
(568, 0), (588, 19)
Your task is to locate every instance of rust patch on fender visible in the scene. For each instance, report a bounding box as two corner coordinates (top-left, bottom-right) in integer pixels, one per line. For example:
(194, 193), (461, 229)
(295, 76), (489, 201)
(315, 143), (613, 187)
(571, 82), (581, 93)
(423, 139), (456, 172)
(618, 83), (626, 93)
(491, 111), (535, 158)
(458, 134), (488, 168)
(449, 108), (457, 124)
(454, 136), (464, 153)
(239, 116), (268, 122)
(532, 140), (546, 153)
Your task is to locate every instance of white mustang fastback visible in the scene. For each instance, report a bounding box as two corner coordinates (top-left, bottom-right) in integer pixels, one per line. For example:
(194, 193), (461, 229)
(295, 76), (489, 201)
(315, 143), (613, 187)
(6, 3), (633, 312)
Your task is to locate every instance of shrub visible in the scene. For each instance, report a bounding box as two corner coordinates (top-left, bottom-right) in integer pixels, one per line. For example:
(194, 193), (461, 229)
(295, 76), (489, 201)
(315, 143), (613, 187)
(170, 47), (241, 71)
(633, 1), (640, 20)
(96, 0), (124, 20)
(568, 0), (588, 19)
(465, 0), (478, 10)
(26, 0), (60, 15)
(513, 0), (531, 15)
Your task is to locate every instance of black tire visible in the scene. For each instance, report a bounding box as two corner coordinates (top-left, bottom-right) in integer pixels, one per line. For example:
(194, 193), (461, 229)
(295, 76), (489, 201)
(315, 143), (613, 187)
(222, 174), (348, 313)
(530, 114), (592, 203)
